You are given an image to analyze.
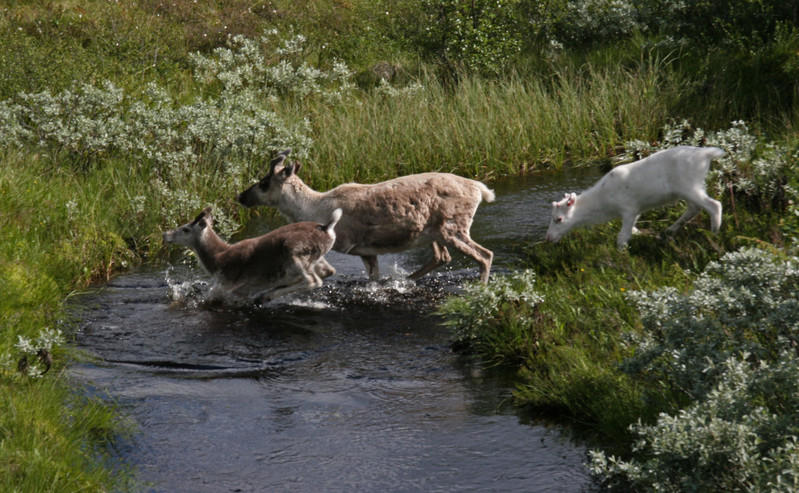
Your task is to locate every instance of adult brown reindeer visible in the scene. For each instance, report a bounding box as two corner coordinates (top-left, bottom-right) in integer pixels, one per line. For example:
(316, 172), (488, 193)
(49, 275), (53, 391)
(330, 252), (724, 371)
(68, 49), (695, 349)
(238, 149), (494, 283)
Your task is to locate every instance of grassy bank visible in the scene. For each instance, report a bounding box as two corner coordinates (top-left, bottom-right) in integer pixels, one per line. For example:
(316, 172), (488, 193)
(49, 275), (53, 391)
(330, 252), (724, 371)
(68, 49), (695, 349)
(439, 123), (799, 488)
(0, 152), (136, 490)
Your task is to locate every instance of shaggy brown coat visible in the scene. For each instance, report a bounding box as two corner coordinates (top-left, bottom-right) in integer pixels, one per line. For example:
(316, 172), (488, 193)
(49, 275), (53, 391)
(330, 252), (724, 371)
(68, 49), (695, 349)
(237, 151), (494, 283)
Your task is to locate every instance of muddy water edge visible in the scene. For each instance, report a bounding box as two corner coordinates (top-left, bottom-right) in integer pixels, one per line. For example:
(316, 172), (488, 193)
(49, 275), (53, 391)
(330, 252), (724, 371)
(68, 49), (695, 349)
(72, 169), (603, 492)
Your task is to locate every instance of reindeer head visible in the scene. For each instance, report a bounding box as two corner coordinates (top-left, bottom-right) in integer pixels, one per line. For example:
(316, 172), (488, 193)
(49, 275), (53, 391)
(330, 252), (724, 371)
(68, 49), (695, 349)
(163, 207), (214, 248)
(545, 192), (577, 242)
(237, 149), (299, 208)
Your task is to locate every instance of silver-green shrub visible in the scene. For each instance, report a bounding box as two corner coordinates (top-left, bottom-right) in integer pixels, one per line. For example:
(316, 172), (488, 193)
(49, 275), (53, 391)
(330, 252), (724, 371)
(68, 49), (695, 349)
(625, 120), (795, 208)
(189, 30), (355, 103)
(621, 247), (799, 400)
(6, 327), (64, 378)
(591, 248), (799, 490)
(439, 270), (543, 344)
(0, 81), (310, 236)
(591, 352), (799, 491)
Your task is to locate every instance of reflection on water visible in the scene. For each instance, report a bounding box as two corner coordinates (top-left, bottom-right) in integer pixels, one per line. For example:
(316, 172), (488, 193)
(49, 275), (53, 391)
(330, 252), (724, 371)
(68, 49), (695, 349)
(73, 171), (601, 492)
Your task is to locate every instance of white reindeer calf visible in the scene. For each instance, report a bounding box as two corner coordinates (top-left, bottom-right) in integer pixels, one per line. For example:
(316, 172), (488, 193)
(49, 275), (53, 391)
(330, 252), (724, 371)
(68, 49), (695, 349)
(546, 146), (724, 248)
(163, 207), (342, 303)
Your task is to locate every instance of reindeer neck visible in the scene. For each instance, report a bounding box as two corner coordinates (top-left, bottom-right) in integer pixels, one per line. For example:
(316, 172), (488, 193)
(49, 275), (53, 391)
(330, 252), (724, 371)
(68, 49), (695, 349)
(572, 186), (616, 226)
(279, 178), (326, 222)
(194, 227), (229, 274)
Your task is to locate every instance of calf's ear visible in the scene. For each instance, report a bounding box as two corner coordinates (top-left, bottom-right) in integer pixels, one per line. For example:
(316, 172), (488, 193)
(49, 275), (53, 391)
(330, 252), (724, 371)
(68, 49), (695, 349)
(566, 193), (576, 207)
(191, 208), (208, 225)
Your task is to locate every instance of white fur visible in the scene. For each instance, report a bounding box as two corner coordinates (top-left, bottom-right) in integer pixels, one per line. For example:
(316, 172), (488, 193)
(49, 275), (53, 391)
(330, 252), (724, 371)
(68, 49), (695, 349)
(546, 146), (724, 248)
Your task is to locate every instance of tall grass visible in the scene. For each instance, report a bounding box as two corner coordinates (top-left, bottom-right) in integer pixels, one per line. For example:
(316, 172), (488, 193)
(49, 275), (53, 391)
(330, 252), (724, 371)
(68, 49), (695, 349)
(0, 151), (138, 491)
(300, 61), (684, 185)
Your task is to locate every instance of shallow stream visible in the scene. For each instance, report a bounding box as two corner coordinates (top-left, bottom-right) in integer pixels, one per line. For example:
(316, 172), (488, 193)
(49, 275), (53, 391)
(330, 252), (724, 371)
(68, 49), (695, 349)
(73, 169), (602, 492)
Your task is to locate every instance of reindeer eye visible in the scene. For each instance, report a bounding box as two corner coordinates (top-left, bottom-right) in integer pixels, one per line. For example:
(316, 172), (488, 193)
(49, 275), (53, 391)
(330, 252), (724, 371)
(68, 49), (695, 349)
(556, 217), (563, 223)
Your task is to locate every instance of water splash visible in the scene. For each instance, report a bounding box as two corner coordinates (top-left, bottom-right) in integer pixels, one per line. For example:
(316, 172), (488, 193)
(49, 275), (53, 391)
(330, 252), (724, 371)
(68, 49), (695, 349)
(163, 265), (469, 313)
(164, 267), (252, 309)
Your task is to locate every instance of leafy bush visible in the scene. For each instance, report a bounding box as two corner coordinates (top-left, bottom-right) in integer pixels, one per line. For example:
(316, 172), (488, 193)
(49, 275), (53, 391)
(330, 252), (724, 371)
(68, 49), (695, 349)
(523, 0), (795, 49)
(522, 0), (642, 47)
(591, 353), (799, 491)
(417, 0), (522, 76)
(621, 248), (799, 400)
(589, 248), (799, 490)
(190, 30), (355, 102)
(438, 270), (543, 364)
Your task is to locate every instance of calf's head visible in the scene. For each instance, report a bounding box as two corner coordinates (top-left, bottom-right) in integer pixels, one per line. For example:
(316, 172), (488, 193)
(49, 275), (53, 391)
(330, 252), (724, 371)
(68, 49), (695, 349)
(237, 149), (299, 208)
(545, 193), (577, 242)
(163, 207), (214, 248)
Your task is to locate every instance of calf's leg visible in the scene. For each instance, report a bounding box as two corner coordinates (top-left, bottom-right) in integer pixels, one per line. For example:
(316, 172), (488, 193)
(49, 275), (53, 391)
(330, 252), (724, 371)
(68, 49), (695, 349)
(666, 203), (701, 234)
(254, 267), (324, 304)
(314, 258), (336, 279)
(361, 255), (380, 281)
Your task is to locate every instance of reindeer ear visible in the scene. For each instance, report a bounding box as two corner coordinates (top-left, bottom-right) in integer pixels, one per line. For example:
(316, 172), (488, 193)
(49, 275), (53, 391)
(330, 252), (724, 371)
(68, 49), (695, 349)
(191, 209), (207, 225)
(282, 161), (299, 177)
(278, 148), (292, 157)
(566, 194), (576, 207)
(269, 154), (287, 172)
(201, 207), (214, 227)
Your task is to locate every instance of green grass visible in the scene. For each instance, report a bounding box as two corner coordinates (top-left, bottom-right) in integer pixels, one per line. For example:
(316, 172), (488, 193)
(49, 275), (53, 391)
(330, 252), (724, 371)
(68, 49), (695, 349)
(0, 152), (138, 491)
(297, 61), (684, 185)
(441, 195), (791, 449)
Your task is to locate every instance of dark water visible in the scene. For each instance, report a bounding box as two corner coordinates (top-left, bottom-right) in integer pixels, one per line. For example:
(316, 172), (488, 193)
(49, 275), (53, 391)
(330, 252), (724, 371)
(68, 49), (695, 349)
(73, 170), (602, 493)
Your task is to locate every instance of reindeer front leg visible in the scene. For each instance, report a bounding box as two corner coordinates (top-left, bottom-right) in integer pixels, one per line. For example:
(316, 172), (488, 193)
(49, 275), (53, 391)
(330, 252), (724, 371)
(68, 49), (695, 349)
(361, 255), (379, 281)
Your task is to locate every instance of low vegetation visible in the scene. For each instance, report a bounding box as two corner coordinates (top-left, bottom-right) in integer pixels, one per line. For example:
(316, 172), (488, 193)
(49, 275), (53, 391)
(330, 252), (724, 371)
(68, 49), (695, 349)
(0, 0), (797, 490)
(441, 122), (799, 489)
